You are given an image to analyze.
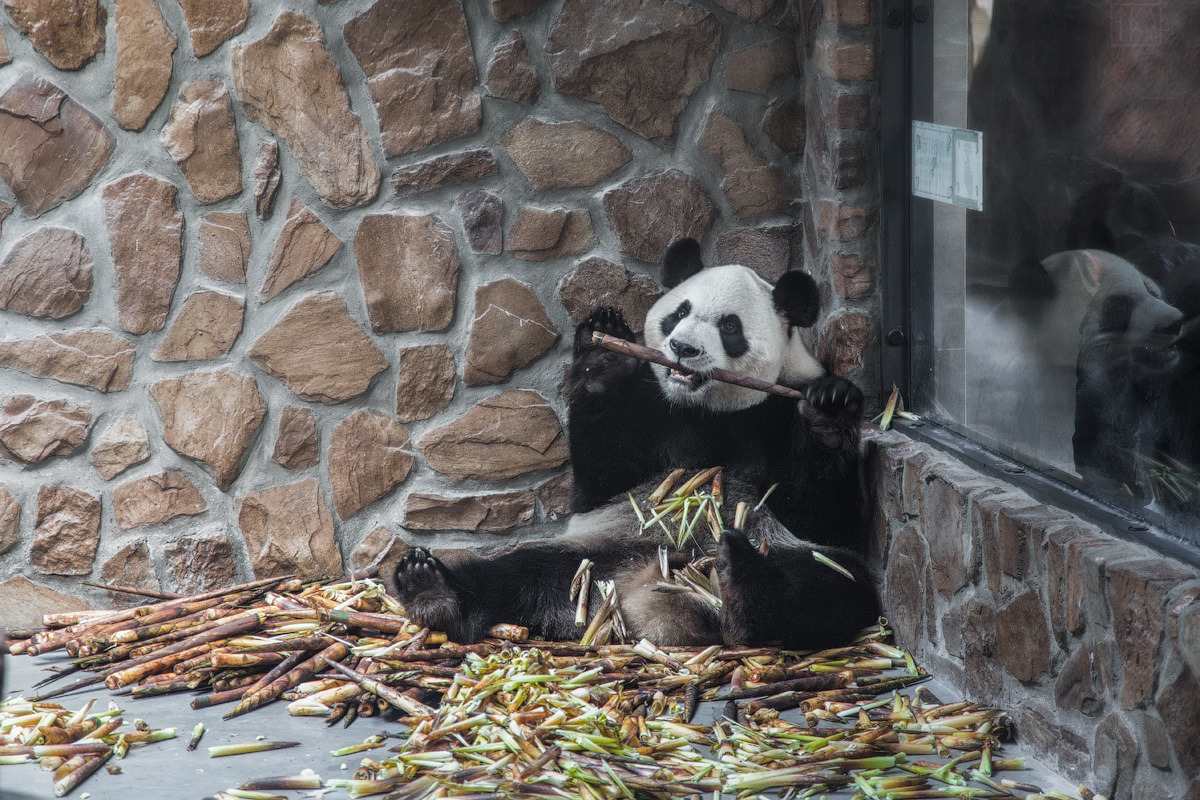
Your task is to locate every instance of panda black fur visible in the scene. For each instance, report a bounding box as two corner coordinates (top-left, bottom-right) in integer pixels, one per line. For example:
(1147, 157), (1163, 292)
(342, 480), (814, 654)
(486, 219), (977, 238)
(394, 239), (880, 648)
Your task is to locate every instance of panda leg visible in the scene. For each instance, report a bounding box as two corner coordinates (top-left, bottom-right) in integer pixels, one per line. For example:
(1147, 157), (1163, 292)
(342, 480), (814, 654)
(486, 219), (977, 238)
(394, 548), (468, 642)
(613, 559), (721, 646)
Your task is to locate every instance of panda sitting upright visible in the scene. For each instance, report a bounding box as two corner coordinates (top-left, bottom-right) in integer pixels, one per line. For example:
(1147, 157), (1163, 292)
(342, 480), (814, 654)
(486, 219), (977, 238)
(395, 239), (880, 648)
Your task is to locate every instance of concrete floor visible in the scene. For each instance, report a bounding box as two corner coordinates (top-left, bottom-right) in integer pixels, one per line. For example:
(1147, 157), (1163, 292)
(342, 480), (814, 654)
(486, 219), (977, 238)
(1, 651), (1079, 800)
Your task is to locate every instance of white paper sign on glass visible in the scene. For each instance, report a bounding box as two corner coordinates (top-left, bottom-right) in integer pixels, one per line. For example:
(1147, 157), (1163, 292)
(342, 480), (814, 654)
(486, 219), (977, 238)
(912, 120), (983, 211)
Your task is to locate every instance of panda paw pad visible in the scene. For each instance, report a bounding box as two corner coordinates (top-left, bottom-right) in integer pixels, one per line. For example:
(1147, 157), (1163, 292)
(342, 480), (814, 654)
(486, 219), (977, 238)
(394, 548), (451, 602)
(803, 377), (864, 421)
(575, 306), (634, 356)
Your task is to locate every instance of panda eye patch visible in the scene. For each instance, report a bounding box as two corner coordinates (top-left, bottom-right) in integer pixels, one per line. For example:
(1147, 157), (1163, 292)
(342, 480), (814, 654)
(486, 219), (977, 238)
(659, 301), (691, 337)
(720, 315), (741, 334)
(673, 301), (691, 319)
(718, 314), (749, 358)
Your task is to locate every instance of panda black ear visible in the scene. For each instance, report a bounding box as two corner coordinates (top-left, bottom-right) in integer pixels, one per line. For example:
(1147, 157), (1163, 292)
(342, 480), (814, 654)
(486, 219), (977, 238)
(773, 271), (820, 328)
(661, 238), (706, 288)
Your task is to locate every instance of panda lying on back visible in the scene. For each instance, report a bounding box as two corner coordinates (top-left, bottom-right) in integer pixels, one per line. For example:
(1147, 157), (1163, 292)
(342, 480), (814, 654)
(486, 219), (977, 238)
(395, 239), (880, 648)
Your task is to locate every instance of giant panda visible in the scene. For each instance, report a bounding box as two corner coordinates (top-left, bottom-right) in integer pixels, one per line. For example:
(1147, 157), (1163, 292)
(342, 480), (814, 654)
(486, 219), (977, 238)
(394, 239), (880, 648)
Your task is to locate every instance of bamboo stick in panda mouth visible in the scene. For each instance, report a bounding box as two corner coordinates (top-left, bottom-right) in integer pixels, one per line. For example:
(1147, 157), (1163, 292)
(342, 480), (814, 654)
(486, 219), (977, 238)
(591, 331), (805, 401)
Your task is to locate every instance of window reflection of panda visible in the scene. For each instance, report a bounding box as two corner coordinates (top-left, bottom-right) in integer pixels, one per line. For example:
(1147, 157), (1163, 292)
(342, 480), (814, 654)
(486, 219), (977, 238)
(395, 239), (880, 648)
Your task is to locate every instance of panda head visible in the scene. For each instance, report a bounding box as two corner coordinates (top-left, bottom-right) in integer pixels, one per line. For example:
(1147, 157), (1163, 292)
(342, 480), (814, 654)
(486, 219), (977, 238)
(644, 239), (824, 412)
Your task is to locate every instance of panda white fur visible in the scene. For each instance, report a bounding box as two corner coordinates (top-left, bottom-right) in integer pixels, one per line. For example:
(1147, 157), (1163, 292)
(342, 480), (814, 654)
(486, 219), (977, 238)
(395, 239), (880, 648)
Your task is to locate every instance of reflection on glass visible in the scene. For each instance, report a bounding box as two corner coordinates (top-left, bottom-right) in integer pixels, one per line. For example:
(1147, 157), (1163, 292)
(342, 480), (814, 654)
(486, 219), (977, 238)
(929, 0), (1200, 542)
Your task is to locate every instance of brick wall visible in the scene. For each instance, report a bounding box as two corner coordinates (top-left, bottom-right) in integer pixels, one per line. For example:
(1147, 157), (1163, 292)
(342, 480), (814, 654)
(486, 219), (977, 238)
(867, 430), (1200, 800)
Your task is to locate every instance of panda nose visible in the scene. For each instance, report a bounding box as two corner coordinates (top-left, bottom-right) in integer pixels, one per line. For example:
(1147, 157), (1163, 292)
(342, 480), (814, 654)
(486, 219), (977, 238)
(669, 339), (701, 359)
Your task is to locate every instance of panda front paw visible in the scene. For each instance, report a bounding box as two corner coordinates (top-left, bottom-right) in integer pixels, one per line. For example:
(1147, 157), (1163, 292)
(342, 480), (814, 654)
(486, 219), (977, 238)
(569, 306), (641, 397)
(574, 306), (635, 357)
(394, 549), (462, 632)
(801, 376), (864, 423)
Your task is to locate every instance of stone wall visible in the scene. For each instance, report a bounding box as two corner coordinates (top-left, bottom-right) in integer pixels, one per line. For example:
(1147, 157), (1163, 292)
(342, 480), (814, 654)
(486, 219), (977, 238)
(867, 430), (1200, 800)
(0, 0), (881, 623)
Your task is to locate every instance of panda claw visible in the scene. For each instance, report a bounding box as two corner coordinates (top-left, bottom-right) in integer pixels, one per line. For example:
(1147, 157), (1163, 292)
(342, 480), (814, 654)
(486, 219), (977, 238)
(803, 376), (864, 422)
(575, 306), (635, 356)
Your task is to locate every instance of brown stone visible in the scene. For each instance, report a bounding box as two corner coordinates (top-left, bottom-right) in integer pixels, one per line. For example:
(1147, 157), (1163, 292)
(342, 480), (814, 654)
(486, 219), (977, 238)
(163, 532), (237, 595)
(1144, 711), (1172, 771)
(0, 329), (133, 391)
(603, 171), (715, 263)
(715, 227), (794, 283)
(3, 0), (105, 70)
(198, 212), (250, 283)
(1176, 591), (1200, 679)
(917, 462), (996, 599)
(392, 149), (499, 196)
(508, 206), (596, 261)
(1108, 558), (1192, 708)
(0, 75), (115, 217)
(457, 190), (503, 255)
(711, 0), (775, 22)
(152, 290), (244, 362)
(465, 279), (559, 386)
(253, 139), (281, 218)
(113, 471), (207, 530)
(0, 484), (18, 556)
(536, 473), (572, 521)
(406, 491), (535, 532)
(420, 390), (568, 483)
(0, 396), (90, 465)
(826, 0), (872, 25)
(485, 31), (540, 103)
(491, 0), (549, 20)
(354, 213), (460, 332)
(884, 526), (928, 651)
(260, 200), (342, 302)
(160, 80), (243, 203)
(0, 27), (8, 66)
(0, 202), (10, 240)
(726, 37), (798, 94)
(818, 201), (876, 240)
(503, 119), (631, 190)
(328, 409), (415, 519)
(150, 368), (267, 490)
(351, 526), (411, 590)
(994, 589), (1052, 683)
(0, 576), (88, 630)
(557, 257), (662, 333)
(30, 485), (101, 575)
(237, 478), (342, 579)
(344, 0), (481, 158)
(763, 98), (806, 155)
(546, 0), (719, 142)
(176, 0), (248, 57)
(0, 227), (92, 319)
(816, 39), (876, 81)
(112, 0), (176, 130)
(1055, 643), (1110, 717)
(273, 406), (318, 471)
(819, 311), (872, 376)
(700, 105), (795, 218)
(831, 252), (875, 300)
(91, 416), (149, 480)
(100, 541), (160, 607)
(102, 173), (183, 334)
(249, 293), (388, 404)
(962, 599), (1004, 705)
(1157, 667), (1200, 779)
(396, 344), (456, 423)
(1093, 712), (1139, 800)
(232, 11), (380, 208)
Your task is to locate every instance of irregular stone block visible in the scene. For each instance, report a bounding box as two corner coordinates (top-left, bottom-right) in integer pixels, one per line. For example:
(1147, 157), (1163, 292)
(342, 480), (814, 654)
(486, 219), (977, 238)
(176, 0), (249, 57)
(0, 396), (91, 466)
(962, 599), (1004, 705)
(0, 76), (115, 217)
(248, 292), (388, 404)
(1108, 558), (1193, 707)
(1176, 590), (1200, 680)
(830, 252), (876, 301)
(603, 170), (715, 263)
(160, 80), (243, 203)
(113, 471), (207, 530)
(465, 278), (559, 385)
(260, 200), (341, 303)
(536, 473), (572, 521)
(508, 206), (596, 261)
(91, 416), (149, 480)
(711, 0), (774, 22)
(198, 212), (250, 283)
(419, 390), (567, 483)
(994, 588), (1052, 683)
(0, 227), (92, 319)
(253, 139), (281, 218)
(354, 213), (460, 332)
(0, 484), (18, 556)
(0, 329), (133, 391)
(152, 290), (244, 362)
(491, 0), (549, 20)
(3, 0), (106, 70)
(237, 478), (342, 579)
(344, 0), (481, 157)
(884, 526), (928, 651)
(163, 531), (236, 595)
(546, 0), (719, 142)
(503, 119), (631, 190)
(391, 149), (498, 196)
(272, 406), (318, 471)
(232, 11), (380, 208)
(557, 257), (661, 333)
(1093, 712), (1139, 800)
(99, 541), (160, 608)
(351, 525), (411, 582)
(0, 202), (10, 239)
(484, 31), (540, 103)
(112, 0), (176, 131)
(816, 38), (875, 81)
(763, 98), (806, 155)
(150, 368), (267, 490)
(0, 576), (88, 630)
(819, 310), (872, 376)
(395, 344), (456, 423)
(700, 105), (795, 218)
(1055, 643), (1110, 717)
(102, 173), (183, 334)
(726, 37), (799, 93)
(406, 491), (535, 532)
(1157, 667), (1200, 779)
(30, 485), (101, 575)
(715, 227), (795, 283)
(0, 27), (8, 66)
(328, 409), (414, 519)
(457, 190), (502, 255)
